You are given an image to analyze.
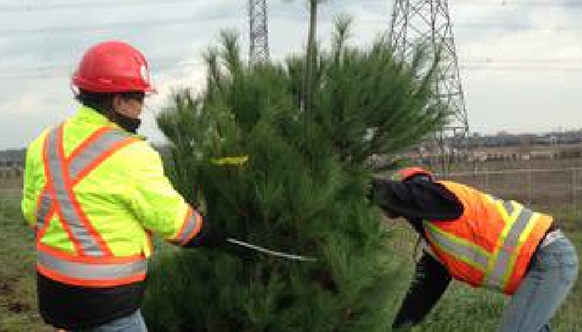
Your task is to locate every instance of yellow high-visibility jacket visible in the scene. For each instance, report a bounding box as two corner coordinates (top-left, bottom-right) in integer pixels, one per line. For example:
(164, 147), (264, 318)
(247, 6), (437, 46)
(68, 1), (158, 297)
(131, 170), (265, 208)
(22, 106), (202, 287)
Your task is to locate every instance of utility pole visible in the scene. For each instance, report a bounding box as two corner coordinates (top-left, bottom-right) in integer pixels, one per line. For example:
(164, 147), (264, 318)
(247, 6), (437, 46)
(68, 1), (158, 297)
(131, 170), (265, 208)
(248, 0), (270, 65)
(389, 0), (469, 175)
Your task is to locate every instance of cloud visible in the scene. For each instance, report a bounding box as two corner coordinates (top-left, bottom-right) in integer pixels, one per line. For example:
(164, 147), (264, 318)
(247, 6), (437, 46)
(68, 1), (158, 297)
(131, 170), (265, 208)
(1, 0), (582, 149)
(0, 84), (77, 148)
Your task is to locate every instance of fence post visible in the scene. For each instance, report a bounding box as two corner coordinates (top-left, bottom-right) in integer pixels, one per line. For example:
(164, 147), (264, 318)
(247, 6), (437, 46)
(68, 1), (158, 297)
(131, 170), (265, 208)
(527, 170), (532, 205)
(573, 168), (577, 213)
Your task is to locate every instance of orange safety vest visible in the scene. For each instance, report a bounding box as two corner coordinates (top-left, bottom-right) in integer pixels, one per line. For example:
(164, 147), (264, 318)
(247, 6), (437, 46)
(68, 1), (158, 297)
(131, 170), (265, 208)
(422, 181), (553, 294)
(36, 124), (146, 287)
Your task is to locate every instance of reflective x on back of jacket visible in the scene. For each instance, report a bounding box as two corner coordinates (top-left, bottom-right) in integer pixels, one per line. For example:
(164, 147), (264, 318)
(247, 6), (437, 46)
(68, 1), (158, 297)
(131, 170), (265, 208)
(35, 123), (147, 287)
(422, 181), (553, 295)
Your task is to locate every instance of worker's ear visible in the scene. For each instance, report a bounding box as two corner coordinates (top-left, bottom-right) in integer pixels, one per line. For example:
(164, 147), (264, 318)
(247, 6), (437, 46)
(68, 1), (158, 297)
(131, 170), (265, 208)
(111, 94), (124, 112)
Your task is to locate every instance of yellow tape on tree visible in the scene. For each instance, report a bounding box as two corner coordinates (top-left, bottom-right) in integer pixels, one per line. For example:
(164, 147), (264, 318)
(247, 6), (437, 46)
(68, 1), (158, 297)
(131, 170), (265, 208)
(210, 155), (249, 166)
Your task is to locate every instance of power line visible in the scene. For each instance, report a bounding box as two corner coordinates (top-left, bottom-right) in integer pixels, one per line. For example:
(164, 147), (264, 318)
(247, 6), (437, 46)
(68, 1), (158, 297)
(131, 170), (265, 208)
(0, 13), (239, 36)
(454, 0), (582, 7)
(0, 0), (201, 12)
(3, 18), (582, 38)
(0, 59), (206, 79)
(3, 57), (582, 79)
(3, 0), (582, 13)
(463, 58), (582, 72)
(462, 57), (582, 64)
(461, 65), (582, 72)
(455, 23), (582, 32)
(3, 64), (582, 80)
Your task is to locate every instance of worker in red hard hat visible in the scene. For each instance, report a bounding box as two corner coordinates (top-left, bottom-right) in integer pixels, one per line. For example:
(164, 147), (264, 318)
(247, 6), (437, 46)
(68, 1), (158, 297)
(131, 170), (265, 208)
(21, 40), (240, 331)
(369, 167), (578, 331)
(71, 40), (155, 133)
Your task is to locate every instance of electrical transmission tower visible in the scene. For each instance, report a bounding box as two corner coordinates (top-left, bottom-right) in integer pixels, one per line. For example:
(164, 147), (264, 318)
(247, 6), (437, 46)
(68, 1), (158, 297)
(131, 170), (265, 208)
(248, 0), (270, 65)
(389, 0), (469, 174)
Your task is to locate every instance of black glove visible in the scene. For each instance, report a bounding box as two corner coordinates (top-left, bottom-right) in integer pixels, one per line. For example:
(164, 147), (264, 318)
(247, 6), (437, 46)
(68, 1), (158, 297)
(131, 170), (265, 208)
(182, 214), (227, 248)
(182, 216), (257, 260)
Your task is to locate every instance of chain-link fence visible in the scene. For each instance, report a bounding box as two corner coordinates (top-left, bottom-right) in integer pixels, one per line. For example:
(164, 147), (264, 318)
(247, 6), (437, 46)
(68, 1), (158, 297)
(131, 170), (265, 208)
(0, 156), (24, 177)
(444, 168), (582, 221)
(0, 166), (23, 178)
(2, 164), (582, 216)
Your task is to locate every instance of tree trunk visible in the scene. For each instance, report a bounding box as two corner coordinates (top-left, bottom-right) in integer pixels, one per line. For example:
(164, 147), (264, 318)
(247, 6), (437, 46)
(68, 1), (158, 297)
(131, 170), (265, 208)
(302, 0), (318, 113)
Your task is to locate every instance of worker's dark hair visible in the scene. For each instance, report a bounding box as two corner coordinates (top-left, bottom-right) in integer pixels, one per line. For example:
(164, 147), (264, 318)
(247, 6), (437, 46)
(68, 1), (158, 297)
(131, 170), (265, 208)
(76, 89), (114, 114)
(76, 89), (145, 115)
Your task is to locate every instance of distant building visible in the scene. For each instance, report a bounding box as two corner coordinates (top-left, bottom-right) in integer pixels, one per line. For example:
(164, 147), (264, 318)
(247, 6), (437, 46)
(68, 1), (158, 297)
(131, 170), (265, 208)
(0, 148), (26, 178)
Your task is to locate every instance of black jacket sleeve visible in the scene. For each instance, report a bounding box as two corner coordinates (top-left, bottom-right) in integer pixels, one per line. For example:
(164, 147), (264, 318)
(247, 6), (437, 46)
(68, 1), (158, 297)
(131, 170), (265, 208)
(370, 178), (464, 222)
(392, 252), (452, 329)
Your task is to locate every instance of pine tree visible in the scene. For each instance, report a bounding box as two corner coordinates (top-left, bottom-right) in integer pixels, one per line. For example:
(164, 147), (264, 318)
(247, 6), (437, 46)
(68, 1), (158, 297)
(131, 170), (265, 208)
(141, 17), (448, 331)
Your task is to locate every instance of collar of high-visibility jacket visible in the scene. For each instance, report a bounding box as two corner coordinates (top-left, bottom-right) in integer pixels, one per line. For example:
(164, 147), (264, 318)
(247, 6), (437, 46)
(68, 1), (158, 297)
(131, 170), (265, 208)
(74, 106), (146, 140)
(76, 105), (112, 126)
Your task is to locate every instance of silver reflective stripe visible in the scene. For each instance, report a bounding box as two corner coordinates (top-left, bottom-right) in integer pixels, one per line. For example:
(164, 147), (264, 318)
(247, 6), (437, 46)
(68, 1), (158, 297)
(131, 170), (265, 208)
(38, 250), (147, 280)
(35, 190), (52, 231)
(424, 224), (490, 270)
(69, 130), (130, 179)
(502, 201), (514, 215)
(173, 211), (200, 244)
(36, 127), (131, 233)
(44, 126), (132, 257)
(491, 196), (514, 216)
(484, 206), (534, 288)
(46, 128), (105, 257)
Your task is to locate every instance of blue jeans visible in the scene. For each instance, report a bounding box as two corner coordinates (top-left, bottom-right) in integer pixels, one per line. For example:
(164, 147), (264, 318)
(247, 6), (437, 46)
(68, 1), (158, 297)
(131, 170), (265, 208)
(498, 234), (579, 332)
(71, 310), (147, 332)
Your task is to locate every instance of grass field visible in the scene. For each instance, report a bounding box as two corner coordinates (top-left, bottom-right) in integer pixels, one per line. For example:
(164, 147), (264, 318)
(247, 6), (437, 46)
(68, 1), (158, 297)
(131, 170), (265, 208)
(0, 176), (580, 331)
(0, 186), (51, 332)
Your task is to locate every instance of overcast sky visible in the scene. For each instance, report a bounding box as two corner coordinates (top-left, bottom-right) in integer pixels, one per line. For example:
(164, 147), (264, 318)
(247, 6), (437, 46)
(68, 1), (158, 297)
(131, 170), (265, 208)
(1, 0), (582, 150)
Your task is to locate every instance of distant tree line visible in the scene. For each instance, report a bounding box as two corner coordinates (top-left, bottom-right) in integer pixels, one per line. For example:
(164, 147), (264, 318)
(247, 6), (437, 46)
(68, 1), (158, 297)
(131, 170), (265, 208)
(465, 130), (582, 148)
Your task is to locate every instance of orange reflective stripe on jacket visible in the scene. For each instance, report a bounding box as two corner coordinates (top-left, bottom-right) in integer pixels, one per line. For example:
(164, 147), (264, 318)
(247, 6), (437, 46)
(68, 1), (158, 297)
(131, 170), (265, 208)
(168, 207), (203, 246)
(423, 181), (553, 294)
(36, 124), (147, 287)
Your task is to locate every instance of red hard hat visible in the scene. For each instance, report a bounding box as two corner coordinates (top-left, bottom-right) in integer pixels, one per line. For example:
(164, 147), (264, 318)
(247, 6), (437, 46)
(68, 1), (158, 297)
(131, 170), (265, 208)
(72, 40), (154, 93)
(391, 167), (433, 182)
